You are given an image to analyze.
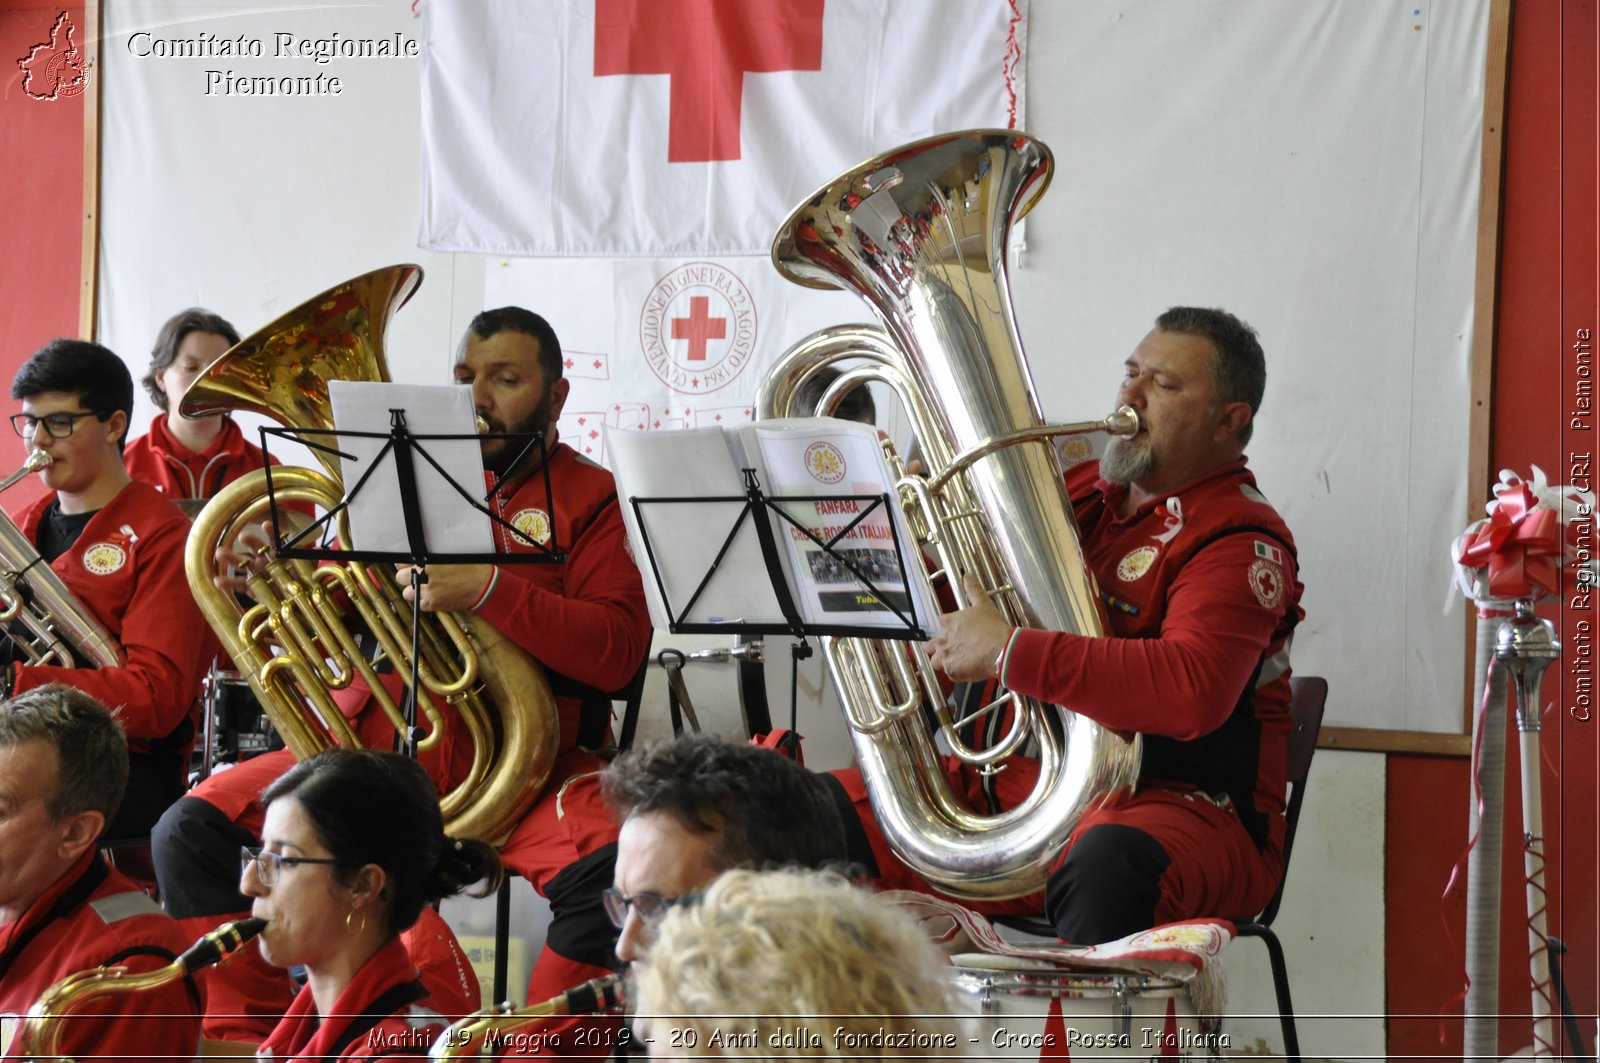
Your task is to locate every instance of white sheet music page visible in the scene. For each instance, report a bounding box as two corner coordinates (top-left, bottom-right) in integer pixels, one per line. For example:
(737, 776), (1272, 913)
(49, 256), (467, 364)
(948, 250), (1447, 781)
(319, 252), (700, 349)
(737, 417), (940, 637)
(605, 424), (790, 630)
(327, 381), (493, 556)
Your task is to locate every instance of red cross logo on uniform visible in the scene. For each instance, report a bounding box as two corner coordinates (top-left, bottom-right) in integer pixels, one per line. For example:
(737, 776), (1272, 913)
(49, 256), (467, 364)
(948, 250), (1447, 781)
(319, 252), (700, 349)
(594, 0), (826, 162)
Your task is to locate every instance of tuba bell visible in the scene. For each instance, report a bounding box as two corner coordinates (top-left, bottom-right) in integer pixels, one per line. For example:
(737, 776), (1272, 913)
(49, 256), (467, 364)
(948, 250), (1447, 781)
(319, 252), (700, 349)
(760, 130), (1140, 900)
(179, 265), (559, 843)
(0, 450), (125, 669)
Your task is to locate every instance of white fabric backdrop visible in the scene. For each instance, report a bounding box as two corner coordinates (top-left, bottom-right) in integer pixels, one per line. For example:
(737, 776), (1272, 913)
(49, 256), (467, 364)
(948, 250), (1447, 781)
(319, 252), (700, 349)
(93, 0), (1487, 736)
(419, 0), (1029, 256)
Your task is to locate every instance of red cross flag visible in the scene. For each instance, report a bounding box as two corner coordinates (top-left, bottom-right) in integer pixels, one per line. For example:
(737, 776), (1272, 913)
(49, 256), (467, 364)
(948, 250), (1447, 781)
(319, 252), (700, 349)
(420, 0), (1027, 256)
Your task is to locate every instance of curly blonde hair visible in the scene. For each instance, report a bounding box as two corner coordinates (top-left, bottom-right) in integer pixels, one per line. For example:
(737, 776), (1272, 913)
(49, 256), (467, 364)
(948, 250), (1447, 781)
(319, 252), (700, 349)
(631, 868), (966, 1060)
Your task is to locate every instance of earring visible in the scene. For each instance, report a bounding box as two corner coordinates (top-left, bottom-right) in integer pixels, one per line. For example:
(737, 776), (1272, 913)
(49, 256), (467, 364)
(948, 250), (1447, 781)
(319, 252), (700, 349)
(345, 909), (368, 937)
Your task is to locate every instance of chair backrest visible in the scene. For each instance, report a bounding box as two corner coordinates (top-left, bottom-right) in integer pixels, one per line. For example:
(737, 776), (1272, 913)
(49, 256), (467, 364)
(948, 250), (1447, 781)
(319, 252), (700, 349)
(611, 632), (655, 753)
(1252, 674), (1328, 926)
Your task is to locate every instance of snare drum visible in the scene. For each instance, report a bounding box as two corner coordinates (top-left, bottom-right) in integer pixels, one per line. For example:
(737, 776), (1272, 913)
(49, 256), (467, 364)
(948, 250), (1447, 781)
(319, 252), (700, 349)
(950, 953), (1218, 1061)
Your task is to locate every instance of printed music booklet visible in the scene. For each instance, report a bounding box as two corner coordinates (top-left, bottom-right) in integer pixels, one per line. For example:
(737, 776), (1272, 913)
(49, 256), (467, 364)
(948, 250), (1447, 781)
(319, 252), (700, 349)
(607, 417), (939, 639)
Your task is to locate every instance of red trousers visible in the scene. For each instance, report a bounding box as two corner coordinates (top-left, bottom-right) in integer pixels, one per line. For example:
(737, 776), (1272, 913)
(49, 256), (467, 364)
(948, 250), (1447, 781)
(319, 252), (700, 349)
(830, 758), (1282, 941)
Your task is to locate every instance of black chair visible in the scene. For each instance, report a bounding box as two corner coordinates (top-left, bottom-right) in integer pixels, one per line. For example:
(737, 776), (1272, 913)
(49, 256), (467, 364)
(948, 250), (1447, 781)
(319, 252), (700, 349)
(1231, 674), (1328, 1063)
(990, 675), (1328, 1062)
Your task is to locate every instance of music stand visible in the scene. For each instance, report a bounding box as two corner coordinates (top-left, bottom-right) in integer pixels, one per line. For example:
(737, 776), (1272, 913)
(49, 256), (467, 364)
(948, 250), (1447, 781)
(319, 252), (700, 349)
(628, 468), (929, 730)
(256, 411), (563, 753)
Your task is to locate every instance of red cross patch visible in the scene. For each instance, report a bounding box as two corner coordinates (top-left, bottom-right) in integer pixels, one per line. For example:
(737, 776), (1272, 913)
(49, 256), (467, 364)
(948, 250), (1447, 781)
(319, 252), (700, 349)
(1248, 559), (1286, 609)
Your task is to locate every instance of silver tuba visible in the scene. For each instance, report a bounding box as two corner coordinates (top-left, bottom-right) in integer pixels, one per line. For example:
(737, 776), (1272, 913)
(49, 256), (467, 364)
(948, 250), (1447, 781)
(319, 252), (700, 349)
(0, 450), (125, 669)
(760, 130), (1139, 900)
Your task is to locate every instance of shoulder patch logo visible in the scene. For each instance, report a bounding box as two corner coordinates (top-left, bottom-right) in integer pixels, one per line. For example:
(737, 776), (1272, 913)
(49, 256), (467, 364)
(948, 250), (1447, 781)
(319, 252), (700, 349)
(1116, 545), (1159, 582)
(1056, 435), (1094, 467)
(81, 542), (127, 575)
(509, 508), (552, 546)
(1248, 558), (1286, 609)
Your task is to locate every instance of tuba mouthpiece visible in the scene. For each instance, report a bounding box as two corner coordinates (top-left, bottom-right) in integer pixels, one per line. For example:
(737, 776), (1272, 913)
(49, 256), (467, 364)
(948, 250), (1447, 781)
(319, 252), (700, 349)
(475, 415), (491, 434)
(1104, 406), (1140, 437)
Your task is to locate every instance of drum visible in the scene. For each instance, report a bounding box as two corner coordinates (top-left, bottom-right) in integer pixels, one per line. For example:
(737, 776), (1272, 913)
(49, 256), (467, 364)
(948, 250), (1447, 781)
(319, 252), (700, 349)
(193, 662), (282, 781)
(950, 953), (1222, 1060)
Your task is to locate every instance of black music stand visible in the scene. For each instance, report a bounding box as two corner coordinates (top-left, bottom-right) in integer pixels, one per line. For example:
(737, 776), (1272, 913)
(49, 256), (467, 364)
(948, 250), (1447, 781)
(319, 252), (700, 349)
(628, 468), (929, 730)
(257, 412), (563, 753)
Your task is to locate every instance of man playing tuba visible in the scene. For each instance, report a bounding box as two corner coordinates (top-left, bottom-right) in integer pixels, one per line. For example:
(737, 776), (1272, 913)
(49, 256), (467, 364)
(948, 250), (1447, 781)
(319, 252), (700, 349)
(849, 307), (1305, 942)
(152, 307), (652, 1054)
(3, 339), (212, 842)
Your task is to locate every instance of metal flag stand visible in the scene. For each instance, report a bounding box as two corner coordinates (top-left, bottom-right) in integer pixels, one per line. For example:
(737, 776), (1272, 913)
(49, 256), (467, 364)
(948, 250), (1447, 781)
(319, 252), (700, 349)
(1453, 468), (1594, 1062)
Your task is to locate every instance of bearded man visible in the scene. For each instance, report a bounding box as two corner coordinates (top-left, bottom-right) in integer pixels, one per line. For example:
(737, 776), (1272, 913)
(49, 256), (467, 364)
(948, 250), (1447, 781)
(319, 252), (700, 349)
(835, 306), (1305, 944)
(152, 307), (650, 1055)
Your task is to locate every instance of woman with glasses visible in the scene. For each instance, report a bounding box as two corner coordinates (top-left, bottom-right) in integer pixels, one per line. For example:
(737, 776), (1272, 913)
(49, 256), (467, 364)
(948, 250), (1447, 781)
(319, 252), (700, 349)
(242, 748), (502, 1061)
(631, 867), (966, 1061)
(4, 338), (213, 843)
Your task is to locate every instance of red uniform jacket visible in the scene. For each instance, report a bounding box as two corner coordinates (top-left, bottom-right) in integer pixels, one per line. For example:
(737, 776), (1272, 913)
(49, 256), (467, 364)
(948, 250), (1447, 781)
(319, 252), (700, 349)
(256, 937), (446, 1061)
(1003, 458), (1304, 852)
(0, 852), (201, 1063)
(472, 442), (652, 748)
(11, 481), (211, 753)
(124, 414), (272, 501)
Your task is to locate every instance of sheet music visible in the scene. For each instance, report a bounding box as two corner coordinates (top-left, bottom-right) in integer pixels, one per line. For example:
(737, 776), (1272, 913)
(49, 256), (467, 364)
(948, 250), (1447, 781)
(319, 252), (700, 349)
(605, 424), (791, 629)
(328, 381), (493, 555)
(738, 417), (940, 635)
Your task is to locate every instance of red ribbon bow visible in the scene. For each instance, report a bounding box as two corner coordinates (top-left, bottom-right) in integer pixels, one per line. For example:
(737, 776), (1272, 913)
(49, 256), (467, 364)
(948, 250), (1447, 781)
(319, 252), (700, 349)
(1456, 482), (1562, 600)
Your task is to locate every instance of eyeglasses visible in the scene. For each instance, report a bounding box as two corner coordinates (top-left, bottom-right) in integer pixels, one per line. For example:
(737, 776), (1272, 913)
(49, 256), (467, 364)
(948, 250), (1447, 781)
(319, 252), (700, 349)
(9, 410), (107, 440)
(600, 887), (689, 930)
(241, 845), (341, 887)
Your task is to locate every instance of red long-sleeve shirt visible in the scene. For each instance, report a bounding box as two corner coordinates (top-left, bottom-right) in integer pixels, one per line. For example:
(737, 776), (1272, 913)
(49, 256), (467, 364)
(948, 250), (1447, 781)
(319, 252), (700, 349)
(1003, 458), (1303, 850)
(11, 481), (210, 750)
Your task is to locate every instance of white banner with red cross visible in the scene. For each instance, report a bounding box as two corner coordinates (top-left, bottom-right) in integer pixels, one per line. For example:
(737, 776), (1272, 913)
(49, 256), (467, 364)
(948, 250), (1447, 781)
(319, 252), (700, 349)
(420, 0), (1028, 257)
(485, 256), (868, 466)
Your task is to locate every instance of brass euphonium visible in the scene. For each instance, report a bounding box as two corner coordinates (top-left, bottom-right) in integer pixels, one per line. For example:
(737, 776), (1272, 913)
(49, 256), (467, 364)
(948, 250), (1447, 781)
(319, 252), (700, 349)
(179, 265), (558, 843)
(15, 917), (265, 1062)
(429, 975), (626, 1060)
(0, 449), (125, 669)
(760, 130), (1141, 899)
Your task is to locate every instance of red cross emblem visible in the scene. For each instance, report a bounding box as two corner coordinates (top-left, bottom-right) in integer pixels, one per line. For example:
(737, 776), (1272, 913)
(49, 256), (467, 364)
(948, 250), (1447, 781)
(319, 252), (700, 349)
(594, 0), (826, 162)
(671, 296), (727, 362)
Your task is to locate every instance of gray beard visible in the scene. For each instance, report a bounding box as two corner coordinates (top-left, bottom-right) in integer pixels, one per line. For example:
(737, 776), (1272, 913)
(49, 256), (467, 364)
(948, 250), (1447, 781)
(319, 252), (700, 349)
(1099, 435), (1155, 485)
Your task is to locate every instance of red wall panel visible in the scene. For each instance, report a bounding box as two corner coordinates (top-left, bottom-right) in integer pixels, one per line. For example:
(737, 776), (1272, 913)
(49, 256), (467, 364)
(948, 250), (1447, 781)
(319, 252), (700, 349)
(1, 2), (89, 512)
(1388, 1), (1599, 1058)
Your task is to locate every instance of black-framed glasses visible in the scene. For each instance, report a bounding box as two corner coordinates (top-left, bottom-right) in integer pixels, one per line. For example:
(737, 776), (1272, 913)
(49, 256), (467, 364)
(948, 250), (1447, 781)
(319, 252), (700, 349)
(241, 845), (341, 887)
(9, 410), (106, 440)
(601, 887), (688, 930)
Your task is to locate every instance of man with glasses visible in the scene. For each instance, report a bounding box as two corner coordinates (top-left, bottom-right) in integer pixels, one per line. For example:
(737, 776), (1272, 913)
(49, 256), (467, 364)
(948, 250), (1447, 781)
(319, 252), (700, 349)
(597, 734), (857, 966)
(0, 684), (202, 1062)
(3, 339), (211, 841)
